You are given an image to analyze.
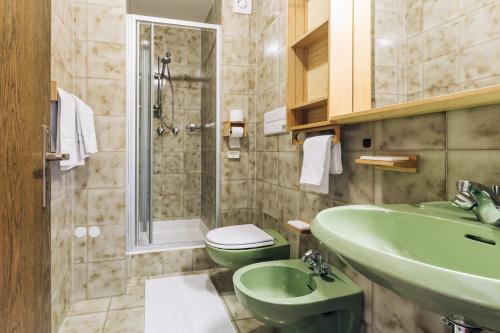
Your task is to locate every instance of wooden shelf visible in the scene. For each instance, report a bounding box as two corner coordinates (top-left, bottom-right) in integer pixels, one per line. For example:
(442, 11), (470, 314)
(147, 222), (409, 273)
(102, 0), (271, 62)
(355, 155), (418, 173)
(291, 19), (329, 49)
(290, 96), (328, 112)
(286, 221), (311, 234)
(332, 84), (500, 124)
(288, 120), (332, 131)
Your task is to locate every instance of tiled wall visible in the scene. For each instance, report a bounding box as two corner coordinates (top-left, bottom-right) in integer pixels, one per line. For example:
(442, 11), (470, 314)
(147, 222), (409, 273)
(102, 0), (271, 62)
(50, 0), (75, 331)
(152, 26), (203, 221)
(219, 0), (259, 229)
(254, 0), (500, 332)
(72, 0), (127, 300)
(373, 0), (500, 107)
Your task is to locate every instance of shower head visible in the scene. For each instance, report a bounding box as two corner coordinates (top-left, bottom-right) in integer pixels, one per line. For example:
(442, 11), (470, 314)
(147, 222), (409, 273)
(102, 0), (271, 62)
(159, 52), (172, 78)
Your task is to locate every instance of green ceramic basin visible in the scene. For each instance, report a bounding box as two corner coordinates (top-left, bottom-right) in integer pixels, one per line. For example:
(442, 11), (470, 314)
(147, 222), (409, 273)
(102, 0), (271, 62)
(233, 259), (363, 333)
(311, 202), (500, 330)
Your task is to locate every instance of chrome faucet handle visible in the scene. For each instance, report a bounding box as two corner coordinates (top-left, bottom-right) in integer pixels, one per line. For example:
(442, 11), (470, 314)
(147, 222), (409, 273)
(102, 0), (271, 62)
(457, 180), (472, 192)
(451, 192), (477, 210)
(491, 185), (500, 196)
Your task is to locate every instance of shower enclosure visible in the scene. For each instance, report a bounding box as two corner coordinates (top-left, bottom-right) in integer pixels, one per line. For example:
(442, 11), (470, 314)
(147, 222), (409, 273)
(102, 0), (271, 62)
(126, 15), (221, 251)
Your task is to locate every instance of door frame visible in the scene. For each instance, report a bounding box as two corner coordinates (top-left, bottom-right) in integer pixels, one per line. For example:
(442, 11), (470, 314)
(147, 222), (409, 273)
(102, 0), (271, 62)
(125, 14), (222, 253)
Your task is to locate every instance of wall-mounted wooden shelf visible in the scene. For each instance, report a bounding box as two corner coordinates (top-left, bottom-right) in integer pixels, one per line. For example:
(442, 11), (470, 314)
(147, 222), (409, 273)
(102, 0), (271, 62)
(286, 220), (311, 234)
(332, 84), (500, 124)
(291, 19), (329, 49)
(289, 96), (328, 112)
(355, 155), (418, 173)
(222, 121), (247, 137)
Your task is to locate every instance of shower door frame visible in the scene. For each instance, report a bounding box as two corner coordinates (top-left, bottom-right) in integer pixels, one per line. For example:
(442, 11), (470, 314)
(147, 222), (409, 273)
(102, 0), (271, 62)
(125, 14), (222, 253)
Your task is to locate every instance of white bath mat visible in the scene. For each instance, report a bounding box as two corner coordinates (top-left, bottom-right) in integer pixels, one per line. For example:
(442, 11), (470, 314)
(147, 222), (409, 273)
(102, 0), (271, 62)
(145, 274), (236, 333)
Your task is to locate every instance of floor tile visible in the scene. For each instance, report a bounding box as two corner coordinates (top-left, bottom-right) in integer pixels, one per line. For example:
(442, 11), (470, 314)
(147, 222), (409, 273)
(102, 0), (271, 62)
(235, 318), (277, 333)
(103, 307), (144, 333)
(67, 298), (111, 316)
(209, 268), (235, 295)
(58, 312), (107, 333)
(223, 294), (253, 320)
(109, 286), (145, 310)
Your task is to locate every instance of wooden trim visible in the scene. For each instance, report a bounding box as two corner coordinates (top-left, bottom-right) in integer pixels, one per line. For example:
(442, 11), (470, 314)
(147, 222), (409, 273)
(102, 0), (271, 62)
(289, 120), (332, 131)
(50, 80), (57, 102)
(329, 0), (353, 117)
(291, 19), (328, 49)
(352, 0), (372, 113)
(332, 84), (500, 124)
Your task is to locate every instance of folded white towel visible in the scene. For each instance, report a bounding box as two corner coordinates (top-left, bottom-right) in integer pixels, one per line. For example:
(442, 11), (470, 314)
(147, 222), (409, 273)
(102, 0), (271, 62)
(299, 135), (332, 194)
(57, 88), (85, 171)
(330, 142), (343, 175)
(74, 96), (98, 156)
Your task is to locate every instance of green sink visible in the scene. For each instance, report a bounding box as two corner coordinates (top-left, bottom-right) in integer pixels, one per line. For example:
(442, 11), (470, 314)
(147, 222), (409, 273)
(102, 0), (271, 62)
(311, 202), (500, 331)
(233, 259), (363, 333)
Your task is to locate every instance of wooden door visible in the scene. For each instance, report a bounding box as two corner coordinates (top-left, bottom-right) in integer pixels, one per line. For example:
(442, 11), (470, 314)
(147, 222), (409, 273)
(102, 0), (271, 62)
(0, 0), (52, 332)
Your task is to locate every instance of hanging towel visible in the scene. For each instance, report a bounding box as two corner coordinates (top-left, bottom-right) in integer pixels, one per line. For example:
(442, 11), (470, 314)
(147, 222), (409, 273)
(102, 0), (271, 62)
(57, 88), (85, 171)
(330, 143), (343, 175)
(299, 135), (332, 194)
(74, 96), (98, 156)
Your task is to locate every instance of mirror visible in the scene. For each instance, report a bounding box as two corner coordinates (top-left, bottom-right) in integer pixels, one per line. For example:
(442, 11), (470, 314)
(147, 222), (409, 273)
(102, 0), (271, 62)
(371, 1), (500, 108)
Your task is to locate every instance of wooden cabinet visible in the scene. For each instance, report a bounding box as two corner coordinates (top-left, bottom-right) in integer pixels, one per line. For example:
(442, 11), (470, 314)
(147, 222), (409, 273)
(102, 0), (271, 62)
(286, 0), (357, 131)
(287, 0), (500, 128)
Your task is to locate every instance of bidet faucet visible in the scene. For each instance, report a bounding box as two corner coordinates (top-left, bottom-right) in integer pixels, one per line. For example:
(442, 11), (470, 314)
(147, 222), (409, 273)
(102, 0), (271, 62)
(301, 249), (328, 276)
(451, 180), (500, 226)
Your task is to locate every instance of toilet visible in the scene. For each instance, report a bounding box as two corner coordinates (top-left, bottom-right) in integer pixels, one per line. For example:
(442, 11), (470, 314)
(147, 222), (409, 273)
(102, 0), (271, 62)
(205, 224), (290, 270)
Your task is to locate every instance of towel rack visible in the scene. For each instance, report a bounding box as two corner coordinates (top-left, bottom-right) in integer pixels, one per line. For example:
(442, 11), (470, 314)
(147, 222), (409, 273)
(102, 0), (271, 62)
(291, 124), (341, 145)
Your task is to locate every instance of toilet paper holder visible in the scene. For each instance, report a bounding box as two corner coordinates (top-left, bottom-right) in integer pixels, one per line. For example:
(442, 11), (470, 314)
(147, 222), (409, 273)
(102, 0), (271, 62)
(223, 121), (248, 137)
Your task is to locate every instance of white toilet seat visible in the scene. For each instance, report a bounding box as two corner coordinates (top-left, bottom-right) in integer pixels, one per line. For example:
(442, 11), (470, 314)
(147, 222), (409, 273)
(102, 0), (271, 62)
(205, 224), (274, 250)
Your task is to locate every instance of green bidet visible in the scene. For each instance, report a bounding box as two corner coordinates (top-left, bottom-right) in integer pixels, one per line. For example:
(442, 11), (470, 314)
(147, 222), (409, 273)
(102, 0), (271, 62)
(206, 229), (289, 270)
(233, 259), (363, 333)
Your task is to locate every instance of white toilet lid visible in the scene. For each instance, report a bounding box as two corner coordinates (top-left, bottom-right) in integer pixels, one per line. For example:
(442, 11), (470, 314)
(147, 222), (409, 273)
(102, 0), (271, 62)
(206, 224), (274, 250)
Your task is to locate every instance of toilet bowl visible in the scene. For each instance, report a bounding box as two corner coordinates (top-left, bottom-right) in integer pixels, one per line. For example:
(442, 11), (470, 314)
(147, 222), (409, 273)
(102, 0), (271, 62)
(205, 224), (290, 270)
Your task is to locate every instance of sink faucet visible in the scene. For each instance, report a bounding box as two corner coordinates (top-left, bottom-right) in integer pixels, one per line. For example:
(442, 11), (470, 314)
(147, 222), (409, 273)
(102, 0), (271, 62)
(301, 249), (329, 276)
(451, 180), (500, 226)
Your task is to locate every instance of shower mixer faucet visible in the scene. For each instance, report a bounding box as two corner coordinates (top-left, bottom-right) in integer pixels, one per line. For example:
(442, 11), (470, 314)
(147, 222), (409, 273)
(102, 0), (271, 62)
(154, 51), (178, 136)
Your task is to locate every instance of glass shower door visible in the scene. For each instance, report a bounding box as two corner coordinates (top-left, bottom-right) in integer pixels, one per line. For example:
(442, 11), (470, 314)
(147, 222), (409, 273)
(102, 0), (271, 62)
(136, 23), (153, 245)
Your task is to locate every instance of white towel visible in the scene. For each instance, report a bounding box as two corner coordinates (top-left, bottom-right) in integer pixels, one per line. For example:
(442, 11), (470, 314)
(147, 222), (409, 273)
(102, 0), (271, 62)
(74, 96), (98, 156)
(330, 143), (343, 175)
(57, 88), (85, 171)
(299, 135), (332, 194)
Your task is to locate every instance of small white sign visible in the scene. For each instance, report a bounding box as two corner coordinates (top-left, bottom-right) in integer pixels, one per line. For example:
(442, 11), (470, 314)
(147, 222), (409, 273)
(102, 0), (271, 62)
(227, 151), (240, 159)
(233, 0), (252, 15)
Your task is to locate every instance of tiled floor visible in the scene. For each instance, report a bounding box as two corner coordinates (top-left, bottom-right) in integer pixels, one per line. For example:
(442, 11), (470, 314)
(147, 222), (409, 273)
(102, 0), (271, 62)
(58, 269), (277, 333)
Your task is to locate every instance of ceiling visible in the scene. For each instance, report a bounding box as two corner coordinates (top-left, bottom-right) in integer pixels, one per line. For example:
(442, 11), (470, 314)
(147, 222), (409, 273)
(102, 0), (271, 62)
(127, 0), (215, 22)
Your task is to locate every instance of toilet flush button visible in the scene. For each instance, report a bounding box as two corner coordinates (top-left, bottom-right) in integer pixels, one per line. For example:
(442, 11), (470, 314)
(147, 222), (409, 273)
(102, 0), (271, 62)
(88, 226), (100, 238)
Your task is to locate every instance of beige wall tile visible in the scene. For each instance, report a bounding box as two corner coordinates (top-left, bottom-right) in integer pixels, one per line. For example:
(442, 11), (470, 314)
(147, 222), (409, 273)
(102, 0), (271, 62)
(87, 225), (125, 261)
(87, 260), (125, 298)
(374, 113), (446, 150)
(87, 41), (125, 80)
(448, 105), (500, 149)
(87, 5), (125, 43)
